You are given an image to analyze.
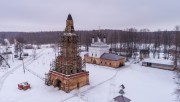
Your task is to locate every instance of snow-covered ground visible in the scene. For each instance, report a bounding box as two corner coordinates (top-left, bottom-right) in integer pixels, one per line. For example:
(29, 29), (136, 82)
(0, 47), (177, 102)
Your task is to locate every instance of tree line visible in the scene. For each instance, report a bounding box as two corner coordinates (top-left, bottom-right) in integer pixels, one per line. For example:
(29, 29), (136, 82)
(0, 29), (179, 49)
(0, 28), (180, 59)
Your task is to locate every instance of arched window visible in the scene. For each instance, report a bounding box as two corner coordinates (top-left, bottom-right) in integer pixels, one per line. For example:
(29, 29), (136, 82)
(71, 70), (73, 74)
(68, 37), (70, 42)
(77, 82), (80, 89)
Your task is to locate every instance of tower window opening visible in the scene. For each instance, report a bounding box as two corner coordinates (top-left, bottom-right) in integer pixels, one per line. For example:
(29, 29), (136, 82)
(71, 70), (73, 74)
(77, 69), (79, 73)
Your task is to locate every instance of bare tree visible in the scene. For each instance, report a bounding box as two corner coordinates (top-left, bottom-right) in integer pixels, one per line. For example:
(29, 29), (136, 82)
(16, 36), (26, 59)
(153, 31), (161, 59)
(175, 25), (180, 101)
(162, 31), (169, 59)
(174, 26), (180, 68)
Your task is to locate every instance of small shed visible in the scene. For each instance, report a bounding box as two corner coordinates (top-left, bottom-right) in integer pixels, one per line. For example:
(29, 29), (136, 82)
(142, 59), (175, 71)
(114, 95), (131, 102)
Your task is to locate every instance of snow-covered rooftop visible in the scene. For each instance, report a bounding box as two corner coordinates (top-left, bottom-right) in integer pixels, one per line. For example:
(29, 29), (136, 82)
(101, 53), (125, 60)
(91, 42), (109, 48)
(143, 58), (174, 65)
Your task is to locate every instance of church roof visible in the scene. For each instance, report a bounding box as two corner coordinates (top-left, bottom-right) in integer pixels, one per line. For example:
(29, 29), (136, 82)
(100, 53), (125, 61)
(114, 95), (131, 102)
(67, 14), (73, 20)
(91, 42), (108, 47)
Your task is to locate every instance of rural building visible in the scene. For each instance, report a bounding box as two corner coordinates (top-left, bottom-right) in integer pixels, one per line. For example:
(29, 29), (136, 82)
(142, 59), (175, 71)
(84, 32), (125, 68)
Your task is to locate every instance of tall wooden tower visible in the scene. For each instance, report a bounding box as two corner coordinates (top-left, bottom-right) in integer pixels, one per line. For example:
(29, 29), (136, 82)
(46, 14), (89, 93)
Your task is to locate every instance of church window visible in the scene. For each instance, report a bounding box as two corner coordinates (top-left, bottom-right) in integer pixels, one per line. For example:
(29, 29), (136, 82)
(71, 70), (73, 74)
(68, 37), (70, 42)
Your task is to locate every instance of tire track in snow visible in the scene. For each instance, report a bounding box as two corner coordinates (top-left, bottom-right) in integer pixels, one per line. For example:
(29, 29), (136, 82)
(60, 65), (130, 102)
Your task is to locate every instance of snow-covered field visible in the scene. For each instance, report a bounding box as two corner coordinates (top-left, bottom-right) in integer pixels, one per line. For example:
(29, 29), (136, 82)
(0, 47), (177, 102)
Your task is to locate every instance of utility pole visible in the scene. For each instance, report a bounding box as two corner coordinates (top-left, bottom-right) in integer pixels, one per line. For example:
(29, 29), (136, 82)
(22, 59), (25, 74)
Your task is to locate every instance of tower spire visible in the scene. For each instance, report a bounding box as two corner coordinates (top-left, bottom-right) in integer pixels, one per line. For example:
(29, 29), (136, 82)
(67, 14), (73, 20)
(65, 14), (74, 33)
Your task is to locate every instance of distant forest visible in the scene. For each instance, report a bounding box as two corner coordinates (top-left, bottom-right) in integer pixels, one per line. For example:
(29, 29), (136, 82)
(0, 28), (180, 49)
(0, 28), (180, 59)
(1, 28), (180, 61)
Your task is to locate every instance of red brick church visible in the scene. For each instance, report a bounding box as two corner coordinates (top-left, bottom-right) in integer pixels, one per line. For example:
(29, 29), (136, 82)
(45, 14), (89, 93)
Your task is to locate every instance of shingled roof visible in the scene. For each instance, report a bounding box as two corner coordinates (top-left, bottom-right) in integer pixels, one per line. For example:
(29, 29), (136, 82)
(100, 53), (125, 61)
(114, 95), (131, 102)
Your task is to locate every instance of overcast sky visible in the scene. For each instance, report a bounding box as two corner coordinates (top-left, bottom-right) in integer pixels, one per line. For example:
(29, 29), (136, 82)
(0, 0), (180, 32)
